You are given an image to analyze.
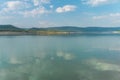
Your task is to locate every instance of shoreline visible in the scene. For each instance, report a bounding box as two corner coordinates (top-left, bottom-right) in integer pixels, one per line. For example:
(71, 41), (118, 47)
(0, 31), (120, 36)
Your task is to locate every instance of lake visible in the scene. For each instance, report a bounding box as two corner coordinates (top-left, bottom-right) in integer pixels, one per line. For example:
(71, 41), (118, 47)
(0, 35), (120, 80)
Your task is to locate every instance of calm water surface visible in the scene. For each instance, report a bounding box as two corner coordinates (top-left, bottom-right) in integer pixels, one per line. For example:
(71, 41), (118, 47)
(0, 35), (120, 80)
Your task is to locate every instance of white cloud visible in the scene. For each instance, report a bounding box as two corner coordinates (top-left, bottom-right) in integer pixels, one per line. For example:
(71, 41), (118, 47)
(83, 0), (118, 6)
(85, 0), (108, 6)
(93, 13), (120, 20)
(0, 0), (52, 17)
(6, 1), (22, 10)
(56, 5), (77, 13)
(3, 1), (29, 12)
(93, 15), (106, 19)
(109, 13), (120, 17)
(92, 13), (120, 26)
(0, 0), (31, 15)
(33, 0), (50, 6)
(21, 7), (49, 17)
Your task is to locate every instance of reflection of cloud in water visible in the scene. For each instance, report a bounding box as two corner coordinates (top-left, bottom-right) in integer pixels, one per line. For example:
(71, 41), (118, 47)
(109, 48), (120, 51)
(0, 51), (75, 80)
(56, 51), (75, 60)
(86, 59), (120, 72)
(9, 56), (22, 64)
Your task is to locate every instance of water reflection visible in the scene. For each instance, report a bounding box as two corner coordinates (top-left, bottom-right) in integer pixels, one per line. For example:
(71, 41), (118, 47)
(0, 50), (77, 80)
(0, 50), (120, 80)
(0, 36), (120, 80)
(85, 58), (120, 72)
(56, 51), (75, 60)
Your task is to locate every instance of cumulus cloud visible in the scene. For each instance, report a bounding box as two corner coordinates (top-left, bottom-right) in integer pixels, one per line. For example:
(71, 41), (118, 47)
(56, 5), (77, 13)
(85, 0), (108, 6)
(23, 0), (51, 16)
(6, 1), (22, 10)
(21, 7), (49, 17)
(4, 1), (24, 11)
(33, 0), (50, 6)
(0, 0), (52, 17)
(0, 0), (31, 16)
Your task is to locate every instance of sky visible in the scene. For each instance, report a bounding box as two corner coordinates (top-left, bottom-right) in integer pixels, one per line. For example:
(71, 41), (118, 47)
(0, 0), (120, 28)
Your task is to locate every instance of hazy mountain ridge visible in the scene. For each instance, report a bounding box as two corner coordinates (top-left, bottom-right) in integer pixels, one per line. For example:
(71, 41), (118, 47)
(0, 25), (24, 31)
(0, 25), (120, 35)
(27, 26), (120, 32)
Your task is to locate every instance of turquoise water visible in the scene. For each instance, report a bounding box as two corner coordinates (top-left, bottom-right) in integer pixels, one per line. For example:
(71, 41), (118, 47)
(0, 35), (120, 80)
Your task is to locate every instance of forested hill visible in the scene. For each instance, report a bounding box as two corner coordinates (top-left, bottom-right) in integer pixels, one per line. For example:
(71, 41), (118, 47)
(30, 26), (120, 32)
(0, 25), (24, 31)
(0, 25), (120, 35)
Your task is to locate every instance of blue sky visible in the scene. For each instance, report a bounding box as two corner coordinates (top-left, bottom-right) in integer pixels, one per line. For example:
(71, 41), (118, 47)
(0, 0), (120, 28)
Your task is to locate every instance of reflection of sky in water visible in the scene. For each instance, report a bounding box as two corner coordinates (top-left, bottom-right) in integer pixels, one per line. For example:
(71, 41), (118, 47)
(0, 36), (120, 80)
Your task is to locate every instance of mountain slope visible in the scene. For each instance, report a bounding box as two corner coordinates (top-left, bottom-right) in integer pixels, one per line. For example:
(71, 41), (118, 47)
(0, 25), (120, 35)
(0, 25), (23, 31)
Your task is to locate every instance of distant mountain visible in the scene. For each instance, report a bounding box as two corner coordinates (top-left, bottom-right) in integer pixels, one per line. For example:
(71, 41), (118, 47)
(29, 26), (120, 32)
(81, 27), (120, 32)
(0, 25), (23, 31)
(0, 25), (120, 35)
